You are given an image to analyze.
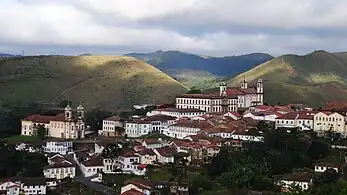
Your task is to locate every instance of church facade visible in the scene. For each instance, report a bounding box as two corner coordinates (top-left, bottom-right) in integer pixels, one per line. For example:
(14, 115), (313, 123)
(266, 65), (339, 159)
(21, 104), (86, 139)
(176, 78), (264, 112)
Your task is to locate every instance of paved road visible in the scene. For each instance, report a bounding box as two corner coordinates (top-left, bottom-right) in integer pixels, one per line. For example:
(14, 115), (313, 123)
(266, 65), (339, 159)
(65, 152), (116, 195)
(74, 176), (116, 195)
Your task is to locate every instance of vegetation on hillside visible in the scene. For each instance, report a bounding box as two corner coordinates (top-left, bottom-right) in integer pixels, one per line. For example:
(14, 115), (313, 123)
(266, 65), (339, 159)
(0, 55), (188, 112)
(227, 50), (347, 106)
(189, 129), (347, 195)
(126, 50), (273, 88)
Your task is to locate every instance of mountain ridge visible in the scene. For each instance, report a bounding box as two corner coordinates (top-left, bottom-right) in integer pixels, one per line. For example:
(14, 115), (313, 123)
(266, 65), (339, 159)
(0, 55), (188, 111)
(125, 50), (273, 89)
(227, 50), (347, 106)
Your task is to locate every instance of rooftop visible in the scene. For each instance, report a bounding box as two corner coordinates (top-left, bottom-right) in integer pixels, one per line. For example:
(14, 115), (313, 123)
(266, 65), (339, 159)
(153, 108), (206, 113)
(81, 155), (103, 167)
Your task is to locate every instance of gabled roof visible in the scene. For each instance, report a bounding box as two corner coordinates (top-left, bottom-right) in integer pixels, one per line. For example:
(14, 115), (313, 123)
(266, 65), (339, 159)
(277, 172), (312, 182)
(20, 177), (46, 186)
(104, 116), (121, 122)
(275, 112), (298, 120)
(44, 162), (75, 169)
(314, 161), (339, 168)
(124, 179), (154, 190)
(144, 114), (177, 122)
(170, 119), (214, 129)
(142, 139), (161, 145)
(153, 108), (206, 113)
(22, 114), (54, 123)
(81, 156), (103, 167)
(121, 189), (144, 195)
(177, 87), (257, 99)
(136, 149), (156, 156)
(155, 147), (177, 157)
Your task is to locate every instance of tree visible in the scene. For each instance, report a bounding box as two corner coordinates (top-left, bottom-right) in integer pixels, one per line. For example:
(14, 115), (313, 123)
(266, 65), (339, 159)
(187, 89), (202, 94)
(101, 144), (121, 158)
(85, 109), (112, 131)
(35, 124), (47, 140)
(307, 140), (329, 160)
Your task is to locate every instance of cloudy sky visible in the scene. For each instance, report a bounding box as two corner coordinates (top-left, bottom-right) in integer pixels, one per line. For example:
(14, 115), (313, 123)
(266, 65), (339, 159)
(1, 0), (347, 56)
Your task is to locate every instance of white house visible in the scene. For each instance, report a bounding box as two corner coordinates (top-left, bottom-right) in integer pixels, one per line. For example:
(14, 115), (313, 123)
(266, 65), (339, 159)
(121, 179), (156, 195)
(154, 147), (176, 164)
(103, 158), (118, 173)
(143, 115), (177, 134)
(276, 172), (312, 191)
(275, 111), (316, 131)
(21, 178), (47, 195)
(135, 149), (157, 165)
(176, 79), (264, 112)
(117, 152), (141, 173)
(243, 111), (281, 122)
(202, 126), (264, 142)
(100, 116), (124, 137)
(147, 108), (206, 119)
(165, 119), (214, 139)
(0, 180), (20, 195)
(142, 139), (164, 149)
(43, 162), (76, 180)
(44, 140), (73, 155)
(80, 156), (104, 177)
(314, 162), (339, 173)
(21, 104), (85, 139)
(314, 112), (346, 136)
(125, 120), (152, 138)
(0, 178), (47, 195)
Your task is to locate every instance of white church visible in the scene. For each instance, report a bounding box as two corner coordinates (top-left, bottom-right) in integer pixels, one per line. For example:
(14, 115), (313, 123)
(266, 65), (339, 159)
(21, 104), (86, 139)
(175, 78), (264, 112)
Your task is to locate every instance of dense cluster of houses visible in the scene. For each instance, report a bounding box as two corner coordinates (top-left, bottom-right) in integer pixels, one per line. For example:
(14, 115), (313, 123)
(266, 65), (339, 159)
(11, 79), (347, 194)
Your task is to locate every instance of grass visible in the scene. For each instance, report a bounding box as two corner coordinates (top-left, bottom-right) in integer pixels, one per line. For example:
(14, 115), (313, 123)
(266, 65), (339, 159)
(2, 135), (41, 144)
(227, 51), (347, 106)
(0, 56), (188, 111)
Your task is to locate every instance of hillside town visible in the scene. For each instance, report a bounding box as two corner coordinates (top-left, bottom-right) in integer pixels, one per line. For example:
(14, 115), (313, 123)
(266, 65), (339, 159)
(2, 78), (347, 195)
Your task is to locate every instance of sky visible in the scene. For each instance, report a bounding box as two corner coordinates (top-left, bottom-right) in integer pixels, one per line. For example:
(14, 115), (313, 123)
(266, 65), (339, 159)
(1, 0), (347, 57)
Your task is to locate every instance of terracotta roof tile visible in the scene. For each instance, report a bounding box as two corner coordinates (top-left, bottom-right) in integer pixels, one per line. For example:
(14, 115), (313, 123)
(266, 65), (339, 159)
(278, 172), (312, 182)
(124, 179), (153, 190)
(170, 119), (214, 129)
(121, 189), (144, 195)
(81, 156), (103, 167)
(144, 114), (177, 122)
(154, 108), (205, 113)
(155, 147), (177, 157)
(22, 114), (55, 123)
(104, 116), (121, 122)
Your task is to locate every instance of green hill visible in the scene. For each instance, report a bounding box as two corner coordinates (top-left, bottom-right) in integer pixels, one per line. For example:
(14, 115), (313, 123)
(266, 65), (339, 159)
(0, 56), (188, 111)
(125, 50), (273, 88)
(227, 50), (347, 106)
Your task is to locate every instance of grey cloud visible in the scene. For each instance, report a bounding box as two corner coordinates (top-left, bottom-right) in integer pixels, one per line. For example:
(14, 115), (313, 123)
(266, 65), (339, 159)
(0, 0), (347, 56)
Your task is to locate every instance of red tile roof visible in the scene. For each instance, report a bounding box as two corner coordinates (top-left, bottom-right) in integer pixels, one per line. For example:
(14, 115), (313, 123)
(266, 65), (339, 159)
(170, 119), (214, 129)
(276, 112), (298, 120)
(155, 147), (177, 157)
(136, 149), (156, 156)
(323, 101), (347, 111)
(177, 87), (257, 99)
(49, 155), (70, 164)
(144, 114), (177, 122)
(154, 108), (205, 113)
(22, 114), (55, 123)
(124, 179), (153, 190)
(44, 162), (74, 169)
(105, 116), (121, 122)
(121, 189), (143, 195)
(142, 139), (161, 145)
(297, 111), (317, 120)
(81, 156), (103, 167)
